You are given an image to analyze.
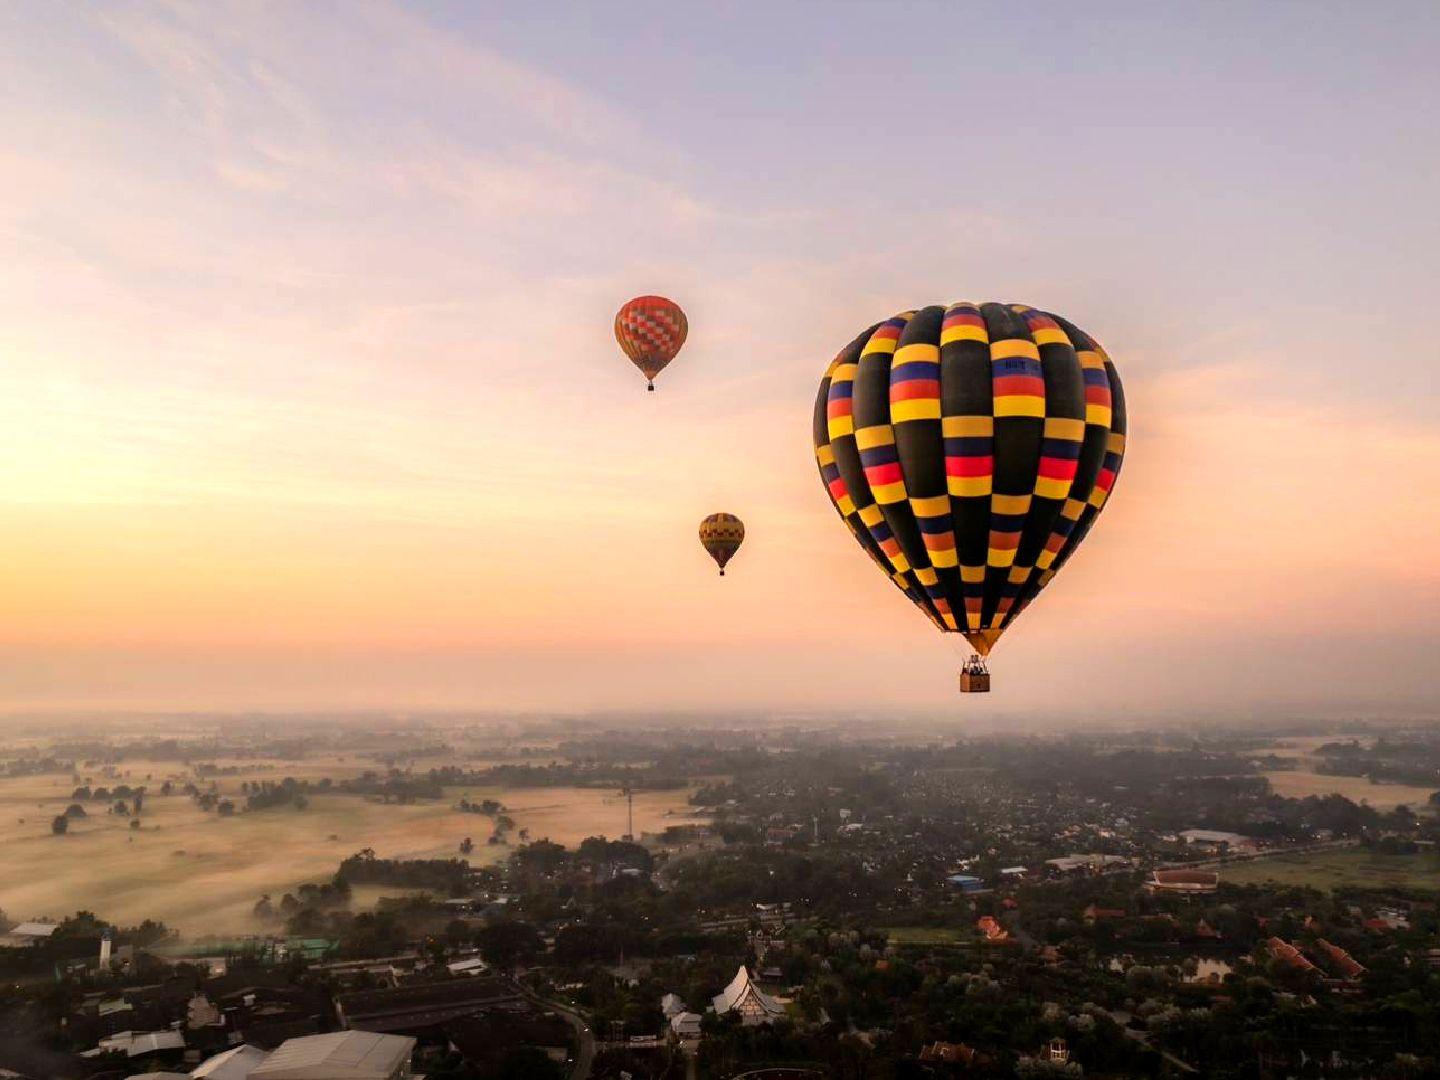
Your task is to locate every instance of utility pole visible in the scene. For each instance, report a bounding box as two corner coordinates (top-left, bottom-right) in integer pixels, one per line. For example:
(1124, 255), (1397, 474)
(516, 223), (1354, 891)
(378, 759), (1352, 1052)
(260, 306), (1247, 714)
(621, 785), (634, 842)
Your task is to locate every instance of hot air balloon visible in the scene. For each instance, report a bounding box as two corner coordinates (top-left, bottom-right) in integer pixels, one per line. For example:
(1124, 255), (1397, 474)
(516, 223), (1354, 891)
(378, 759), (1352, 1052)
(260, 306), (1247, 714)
(813, 302), (1126, 692)
(699, 513), (745, 576)
(615, 295), (688, 391)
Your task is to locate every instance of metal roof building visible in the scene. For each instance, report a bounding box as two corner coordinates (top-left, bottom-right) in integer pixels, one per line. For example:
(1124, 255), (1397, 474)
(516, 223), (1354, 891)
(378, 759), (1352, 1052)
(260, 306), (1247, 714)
(249, 1032), (415, 1080)
(192, 1045), (272, 1080)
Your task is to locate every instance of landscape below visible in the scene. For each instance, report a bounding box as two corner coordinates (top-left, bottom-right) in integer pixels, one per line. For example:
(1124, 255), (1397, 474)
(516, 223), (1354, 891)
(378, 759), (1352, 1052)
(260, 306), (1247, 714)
(0, 716), (1438, 1079)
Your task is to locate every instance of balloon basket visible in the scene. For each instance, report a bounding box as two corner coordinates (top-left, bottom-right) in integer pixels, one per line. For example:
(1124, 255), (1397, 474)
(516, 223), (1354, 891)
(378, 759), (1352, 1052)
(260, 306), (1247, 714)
(959, 654), (990, 694)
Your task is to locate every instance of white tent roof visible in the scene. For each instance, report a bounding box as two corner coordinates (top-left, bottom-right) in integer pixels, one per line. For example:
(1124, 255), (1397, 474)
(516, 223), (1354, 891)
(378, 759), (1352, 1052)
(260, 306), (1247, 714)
(660, 992), (686, 1016)
(250, 1032), (414, 1080)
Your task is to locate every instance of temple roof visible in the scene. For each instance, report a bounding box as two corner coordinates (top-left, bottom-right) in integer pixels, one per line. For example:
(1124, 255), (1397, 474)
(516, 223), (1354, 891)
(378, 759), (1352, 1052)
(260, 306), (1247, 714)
(712, 966), (784, 1019)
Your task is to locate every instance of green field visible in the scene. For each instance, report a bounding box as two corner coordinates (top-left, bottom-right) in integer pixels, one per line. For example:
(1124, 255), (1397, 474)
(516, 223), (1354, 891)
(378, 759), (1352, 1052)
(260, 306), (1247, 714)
(1223, 848), (1440, 891)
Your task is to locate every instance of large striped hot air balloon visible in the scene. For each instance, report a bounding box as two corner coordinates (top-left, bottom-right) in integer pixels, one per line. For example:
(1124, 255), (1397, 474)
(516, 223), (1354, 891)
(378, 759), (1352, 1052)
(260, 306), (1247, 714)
(615, 295), (688, 391)
(699, 513), (745, 576)
(813, 302), (1127, 692)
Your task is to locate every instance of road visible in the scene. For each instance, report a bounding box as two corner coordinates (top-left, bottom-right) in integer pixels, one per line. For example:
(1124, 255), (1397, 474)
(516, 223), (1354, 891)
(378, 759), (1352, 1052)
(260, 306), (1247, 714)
(1161, 837), (1358, 871)
(1104, 1009), (1198, 1074)
(518, 986), (596, 1080)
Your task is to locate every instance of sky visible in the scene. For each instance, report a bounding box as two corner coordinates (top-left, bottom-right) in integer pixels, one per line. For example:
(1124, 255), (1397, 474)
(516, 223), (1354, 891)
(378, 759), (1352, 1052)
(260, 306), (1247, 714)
(1, 1), (1437, 720)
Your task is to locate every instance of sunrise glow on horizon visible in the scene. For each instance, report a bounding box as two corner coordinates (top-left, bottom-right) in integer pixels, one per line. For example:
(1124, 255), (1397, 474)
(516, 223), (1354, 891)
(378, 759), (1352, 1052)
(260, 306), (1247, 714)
(2, 2), (1437, 717)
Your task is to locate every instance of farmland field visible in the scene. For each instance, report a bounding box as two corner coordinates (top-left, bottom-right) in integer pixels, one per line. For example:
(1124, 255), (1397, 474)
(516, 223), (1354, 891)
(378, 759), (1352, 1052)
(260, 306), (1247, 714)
(1261, 770), (1439, 811)
(0, 758), (703, 935)
(1222, 848), (1440, 891)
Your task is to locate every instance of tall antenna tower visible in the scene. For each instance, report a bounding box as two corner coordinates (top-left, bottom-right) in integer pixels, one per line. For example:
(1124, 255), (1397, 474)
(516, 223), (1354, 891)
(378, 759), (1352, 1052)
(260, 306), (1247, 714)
(620, 785), (634, 842)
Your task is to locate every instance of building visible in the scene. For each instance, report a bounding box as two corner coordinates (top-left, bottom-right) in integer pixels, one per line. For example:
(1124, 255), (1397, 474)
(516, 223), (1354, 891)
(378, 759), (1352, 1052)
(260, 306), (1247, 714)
(0, 921), (59, 947)
(919, 1042), (979, 1065)
(1147, 868), (1219, 894)
(1178, 829), (1258, 853)
(86, 1030), (187, 1059)
(1313, 939), (1366, 980)
(711, 966), (785, 1026)
(669, 1012), (701, 1038)
(1266, 937), (1318, 974)
(445, 958), (486, 977)
(192, 1045), (272, 1080)
(1045, 854), (1131, 874)
(250, 1032), (415, 1080)
(945, 873), (986, 894)
(336, 977), (520, 1034)
(188, 994), (223, 1029)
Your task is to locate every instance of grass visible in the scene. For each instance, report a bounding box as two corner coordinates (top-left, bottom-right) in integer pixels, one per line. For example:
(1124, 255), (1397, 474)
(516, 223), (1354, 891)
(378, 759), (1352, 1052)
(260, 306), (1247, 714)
(0, 759), (703, 936)
(1261, 770), (1439, 811)
(1222, 848), (1440, 891)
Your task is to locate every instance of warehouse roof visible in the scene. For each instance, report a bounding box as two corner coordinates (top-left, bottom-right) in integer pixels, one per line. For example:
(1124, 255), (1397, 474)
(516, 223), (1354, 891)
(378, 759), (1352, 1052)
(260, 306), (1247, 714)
(249, 1032), (413, 1080)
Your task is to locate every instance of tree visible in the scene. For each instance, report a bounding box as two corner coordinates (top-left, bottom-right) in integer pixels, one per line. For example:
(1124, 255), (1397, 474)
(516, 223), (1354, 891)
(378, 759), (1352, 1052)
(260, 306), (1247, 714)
(494, 1047), (563, 1080)
(477, 921), (543, 972)
(129, 819), (141, 830)
(218, 800), (236, 816)
(254, 895), (276, 921)
(51, 814), (69, 835)
(63, 803), (87, 819)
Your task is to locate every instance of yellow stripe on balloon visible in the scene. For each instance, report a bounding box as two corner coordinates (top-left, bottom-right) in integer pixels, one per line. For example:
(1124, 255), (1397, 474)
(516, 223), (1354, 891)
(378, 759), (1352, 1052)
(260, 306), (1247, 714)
(1043, 417), (1086, 441)
(994, 395), (1045, 418)
(1035, 476), (1071, 499)
(941, 416), (993, 437)
(990, 339), (1040, 361)
(891, 399), (941, 423)
(892, 343), (940, 367)
(854, 426), (895, 450)
(987, 547), (1018, 568)
(940, 324), (988, 345)
(948, 476), (992, 497)
(871, 481), (906, 504)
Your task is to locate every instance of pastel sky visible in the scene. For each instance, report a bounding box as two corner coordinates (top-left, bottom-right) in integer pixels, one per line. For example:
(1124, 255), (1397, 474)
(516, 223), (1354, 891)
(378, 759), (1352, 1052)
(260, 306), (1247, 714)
(2, 2), (1437, 719)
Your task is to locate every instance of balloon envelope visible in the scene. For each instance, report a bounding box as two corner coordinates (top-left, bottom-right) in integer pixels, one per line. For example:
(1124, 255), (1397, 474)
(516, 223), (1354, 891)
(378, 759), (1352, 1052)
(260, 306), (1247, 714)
(813, 302), (1126, 656)
(615, 295), (688, 389)
(699, 512), (745, 576)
